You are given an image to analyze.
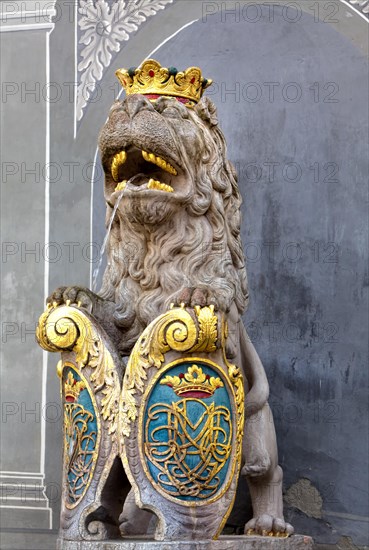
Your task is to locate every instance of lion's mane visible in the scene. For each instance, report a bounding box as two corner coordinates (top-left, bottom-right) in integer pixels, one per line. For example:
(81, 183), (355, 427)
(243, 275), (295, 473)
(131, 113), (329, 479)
(99, 97), (248, 353)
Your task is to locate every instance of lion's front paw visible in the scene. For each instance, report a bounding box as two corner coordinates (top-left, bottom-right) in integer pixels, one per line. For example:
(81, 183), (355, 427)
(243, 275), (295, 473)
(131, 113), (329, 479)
(245, 514), (294, 537)
(172, 286), (219, 310)
(46, 286), (100, 313)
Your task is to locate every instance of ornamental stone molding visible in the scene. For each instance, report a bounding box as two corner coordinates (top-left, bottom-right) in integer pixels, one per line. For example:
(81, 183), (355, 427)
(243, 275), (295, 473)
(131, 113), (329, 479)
(345, 0), (369, 17)
(0, 0), (57, 32)
(76, 0), (174, 121)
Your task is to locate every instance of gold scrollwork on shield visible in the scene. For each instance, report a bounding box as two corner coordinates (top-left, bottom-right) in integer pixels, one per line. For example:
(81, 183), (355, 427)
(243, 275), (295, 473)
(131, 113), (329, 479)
(63, 367), (100, 509)
(119, 305), (219, 438)
(36, 305), (120, 436)
(144, 399), (232, 499)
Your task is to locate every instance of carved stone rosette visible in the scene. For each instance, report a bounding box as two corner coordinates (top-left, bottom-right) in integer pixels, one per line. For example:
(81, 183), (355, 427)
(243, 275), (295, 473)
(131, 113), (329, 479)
(36, 305), (124, 541)
(119, 305), (245, 541)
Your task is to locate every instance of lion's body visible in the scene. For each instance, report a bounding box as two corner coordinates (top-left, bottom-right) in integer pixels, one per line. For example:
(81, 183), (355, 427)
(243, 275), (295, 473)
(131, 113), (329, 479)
(49, 93), (293, 537)
(98, 95), (248, 354)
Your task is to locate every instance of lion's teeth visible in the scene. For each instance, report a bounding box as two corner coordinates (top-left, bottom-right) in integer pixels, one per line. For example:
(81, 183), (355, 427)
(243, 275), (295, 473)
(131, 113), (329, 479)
(147, 178), (157, 190)
(111, 151), (127, 182)
(161, 159), (177, 175)
(164, 160), (177, 175)
(156, 156), (165, 169)
(147, 178), (173, 192)
(115, 180), (127, 192)
(141, 150), (178, 176)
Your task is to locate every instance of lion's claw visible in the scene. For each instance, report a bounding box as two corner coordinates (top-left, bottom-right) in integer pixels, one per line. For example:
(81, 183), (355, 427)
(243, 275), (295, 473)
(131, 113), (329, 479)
(46, 286), (67, 306)
(46, 286), (99, 313)
(245, 515), (294, 537)
(172, 287), (219, 310)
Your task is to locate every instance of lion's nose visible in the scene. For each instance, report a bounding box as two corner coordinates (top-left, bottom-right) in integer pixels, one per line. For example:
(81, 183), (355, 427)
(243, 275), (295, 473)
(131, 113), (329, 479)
(124, 94), (155, 118)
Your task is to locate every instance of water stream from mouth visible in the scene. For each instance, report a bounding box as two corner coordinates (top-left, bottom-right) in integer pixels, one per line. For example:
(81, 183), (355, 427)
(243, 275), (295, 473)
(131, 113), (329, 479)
(92, 174), (143, 292)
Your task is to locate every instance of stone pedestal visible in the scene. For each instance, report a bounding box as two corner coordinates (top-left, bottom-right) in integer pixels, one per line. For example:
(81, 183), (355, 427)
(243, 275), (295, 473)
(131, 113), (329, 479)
(57, 534), (314, 550)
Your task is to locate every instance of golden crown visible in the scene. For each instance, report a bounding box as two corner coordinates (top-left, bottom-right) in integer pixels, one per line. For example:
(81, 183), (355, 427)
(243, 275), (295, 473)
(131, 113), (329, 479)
(65, 371), (85, 403)
(116, 59), (212, 107)
(160, 365), (223, 398)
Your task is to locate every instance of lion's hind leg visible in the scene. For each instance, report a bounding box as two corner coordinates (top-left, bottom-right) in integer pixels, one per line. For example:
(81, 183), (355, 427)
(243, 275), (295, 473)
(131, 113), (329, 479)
(242, 403), (294, 537)
(239, 324), (294, 537)
(119, 489), (155, 536)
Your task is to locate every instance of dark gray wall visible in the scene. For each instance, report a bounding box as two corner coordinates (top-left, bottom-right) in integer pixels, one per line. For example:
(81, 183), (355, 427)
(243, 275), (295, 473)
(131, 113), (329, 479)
(91, 6), (369, 547)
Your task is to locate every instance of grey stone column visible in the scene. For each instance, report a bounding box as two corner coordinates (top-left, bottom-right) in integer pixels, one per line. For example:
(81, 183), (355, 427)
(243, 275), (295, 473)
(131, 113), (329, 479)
(0, 0), (57, 531)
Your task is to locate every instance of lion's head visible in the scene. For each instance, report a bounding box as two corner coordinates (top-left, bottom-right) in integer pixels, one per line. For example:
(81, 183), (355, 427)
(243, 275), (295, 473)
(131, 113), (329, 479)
(98, 94), (248, 354)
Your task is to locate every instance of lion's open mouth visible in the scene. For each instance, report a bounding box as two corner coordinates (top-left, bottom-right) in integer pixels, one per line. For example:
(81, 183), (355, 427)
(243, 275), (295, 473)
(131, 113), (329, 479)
(110, 146), (179, 194)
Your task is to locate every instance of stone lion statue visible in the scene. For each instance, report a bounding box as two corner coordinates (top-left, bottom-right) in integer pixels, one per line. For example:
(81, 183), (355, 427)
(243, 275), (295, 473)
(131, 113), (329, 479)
(48, 88), (293, 537)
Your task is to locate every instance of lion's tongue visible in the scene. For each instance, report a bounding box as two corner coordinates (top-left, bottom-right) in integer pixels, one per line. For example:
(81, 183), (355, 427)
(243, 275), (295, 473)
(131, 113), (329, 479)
(128, 173), (146, 186)
(126, 173), (170, 191)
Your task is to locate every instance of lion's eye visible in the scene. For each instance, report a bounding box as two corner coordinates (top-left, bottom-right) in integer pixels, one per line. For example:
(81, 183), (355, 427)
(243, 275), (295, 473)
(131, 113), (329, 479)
(154, 97), (189, 119)
(162, 106), (182, 119)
